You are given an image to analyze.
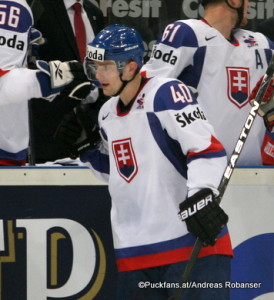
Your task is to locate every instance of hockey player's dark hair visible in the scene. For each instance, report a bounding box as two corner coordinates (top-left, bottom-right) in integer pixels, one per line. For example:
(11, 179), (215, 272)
(200, 0), (223, 7)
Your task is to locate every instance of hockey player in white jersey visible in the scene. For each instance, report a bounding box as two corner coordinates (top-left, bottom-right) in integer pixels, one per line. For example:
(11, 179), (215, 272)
(141, 0), (274, 165)
(55, 24), (233, 300)
(0, 0), (84, 165)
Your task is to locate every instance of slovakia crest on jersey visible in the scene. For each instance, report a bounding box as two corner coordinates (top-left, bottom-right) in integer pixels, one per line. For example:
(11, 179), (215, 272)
(226, 67), (250, 108)
(112, 138), (138, 183)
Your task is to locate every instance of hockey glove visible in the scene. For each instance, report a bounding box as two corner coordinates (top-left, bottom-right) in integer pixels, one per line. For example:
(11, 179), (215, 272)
(59, 61), (95, 101)
(249, 76), (274, 132)
(54, 103), (101, 158)
(66, 82), (94, 101)
(48, 60), (88, 89)
(178, 188), (228, 246)
(36, 60), (93, 100)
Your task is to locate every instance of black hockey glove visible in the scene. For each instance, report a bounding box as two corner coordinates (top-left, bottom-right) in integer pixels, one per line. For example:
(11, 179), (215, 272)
(48, 60), (91, 99)
(54, 103), (101, 158)
(59, 61), (94, 101)
(178, 188), (228, 246)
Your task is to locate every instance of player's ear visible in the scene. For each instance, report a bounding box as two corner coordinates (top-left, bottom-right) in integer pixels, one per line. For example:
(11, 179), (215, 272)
(228, 0), (241, 8)
(125, 60), (139, 77)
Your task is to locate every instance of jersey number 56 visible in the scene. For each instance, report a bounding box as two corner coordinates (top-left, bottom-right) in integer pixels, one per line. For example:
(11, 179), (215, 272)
(0, 4), (20, 28)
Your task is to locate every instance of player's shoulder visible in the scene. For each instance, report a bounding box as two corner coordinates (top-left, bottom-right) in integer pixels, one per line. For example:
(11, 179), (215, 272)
(235, 28), (272, 48)
(0, 0), (33, 30)
(158, 19), (203, 48)
(159, 19), (220, 48)
(146, 76), (198, 112)
(179, 19), (207, 30)
(10, 0), (32, 10)
(173, 19), (205, 30)
(4, 0), (32, 17)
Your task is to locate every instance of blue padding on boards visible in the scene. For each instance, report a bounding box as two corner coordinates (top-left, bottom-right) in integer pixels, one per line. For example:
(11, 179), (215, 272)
(231, 233), (274, 300)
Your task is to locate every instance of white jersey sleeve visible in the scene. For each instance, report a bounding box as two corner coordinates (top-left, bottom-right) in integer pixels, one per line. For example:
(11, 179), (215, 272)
(0, 68), (45, 105)
(148, 77), (227, 196)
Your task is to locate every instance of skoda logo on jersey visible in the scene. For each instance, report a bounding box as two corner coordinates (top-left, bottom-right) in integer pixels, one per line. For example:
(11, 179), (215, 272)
(151, 46), (178, 65)
(112, 138), (138, 183)
(0, 34), (25, 51)
(226, 67), (250, 108)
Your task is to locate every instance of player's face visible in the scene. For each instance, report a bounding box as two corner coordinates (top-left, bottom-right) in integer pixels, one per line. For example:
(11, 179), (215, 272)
(94, 61), (122, 96)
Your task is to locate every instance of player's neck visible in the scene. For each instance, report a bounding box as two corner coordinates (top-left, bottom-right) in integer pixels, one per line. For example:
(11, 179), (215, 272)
(119, 74), (142, 106)
(203, 7), (237, 40)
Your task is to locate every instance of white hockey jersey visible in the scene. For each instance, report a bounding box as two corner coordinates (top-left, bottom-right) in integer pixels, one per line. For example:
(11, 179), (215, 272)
(0, 0), (60, 164)
(81, 77), (233, 272)
(0, 0), (35, 164)
(0, 68), (52, 164)
(141, 19), (274, 165)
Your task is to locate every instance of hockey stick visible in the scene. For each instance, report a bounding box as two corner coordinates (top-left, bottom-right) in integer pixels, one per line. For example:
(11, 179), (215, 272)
(169, 54), (274, 300)
(27, 0), (45, 165)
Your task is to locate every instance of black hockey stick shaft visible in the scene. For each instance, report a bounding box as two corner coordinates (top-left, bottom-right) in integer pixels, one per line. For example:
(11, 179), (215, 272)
(169, 54), (274, 300)
(28, 101), (36, 165)
(27, 0), (45, 165)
